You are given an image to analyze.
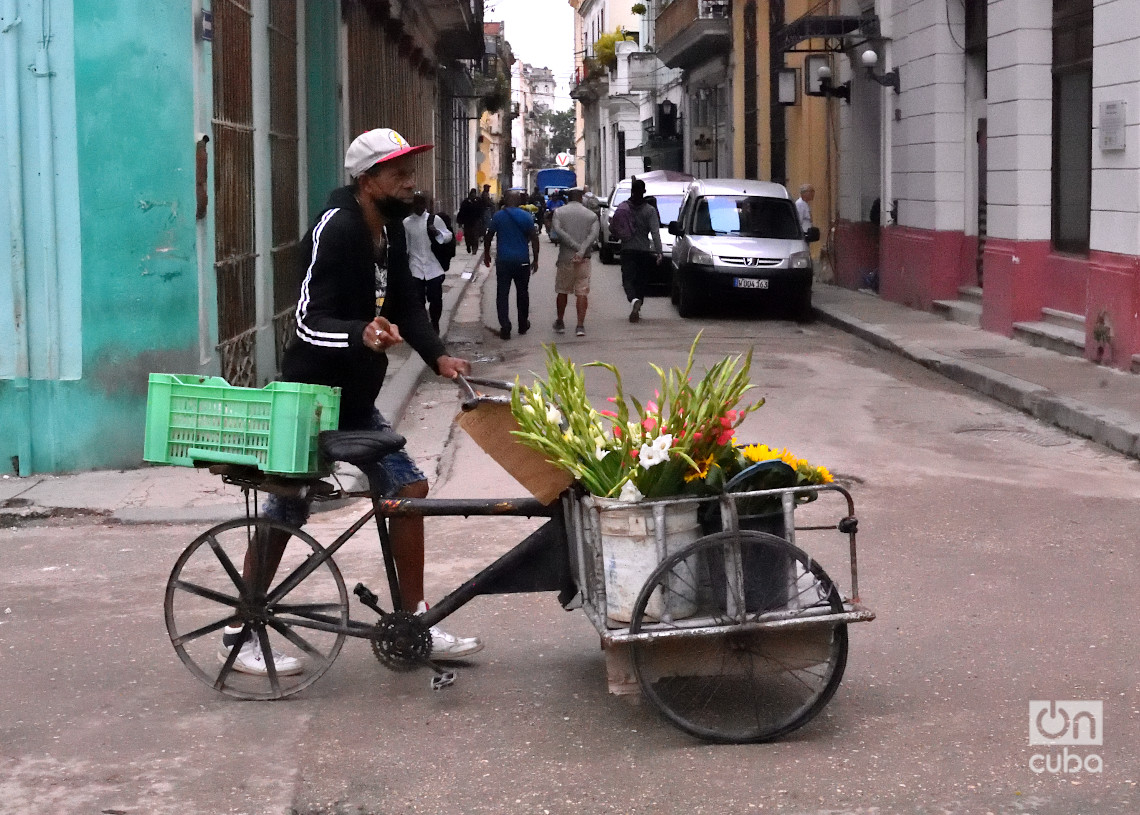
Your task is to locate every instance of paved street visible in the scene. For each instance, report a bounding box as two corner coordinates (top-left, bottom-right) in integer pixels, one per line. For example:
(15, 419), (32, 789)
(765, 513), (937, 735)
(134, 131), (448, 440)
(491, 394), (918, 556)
(2, 246), (1138, 814)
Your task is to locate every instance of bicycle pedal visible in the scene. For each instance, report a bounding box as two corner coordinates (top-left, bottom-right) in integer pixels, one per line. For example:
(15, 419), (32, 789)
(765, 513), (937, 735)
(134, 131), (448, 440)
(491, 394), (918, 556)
(430, 670), (456, 690)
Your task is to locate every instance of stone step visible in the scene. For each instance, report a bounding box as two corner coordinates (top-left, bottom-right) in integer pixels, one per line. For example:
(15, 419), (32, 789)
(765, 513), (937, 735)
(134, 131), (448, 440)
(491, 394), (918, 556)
(1011, 320), (1086, 359)
(1132, 354), (1140, 375)
(932, 298), (983, 328)
(1041, 307), (1085, 332)
(957, 285), (983, 305)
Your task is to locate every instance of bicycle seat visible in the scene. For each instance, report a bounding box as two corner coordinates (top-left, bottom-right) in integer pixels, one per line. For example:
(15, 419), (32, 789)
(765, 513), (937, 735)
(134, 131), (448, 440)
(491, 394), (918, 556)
(318, 429), (406, 467)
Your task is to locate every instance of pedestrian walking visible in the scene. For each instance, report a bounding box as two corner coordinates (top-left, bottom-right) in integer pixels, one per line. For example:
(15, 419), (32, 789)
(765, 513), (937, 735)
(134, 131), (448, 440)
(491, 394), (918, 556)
(456, 188), (484, 254)
(483, 189), (539, 340)
(230, 127), (482, 677)
(403, 191), (453, 334)
(610, 177), (662, 323)
(795, 184), (815, 234)
(550, 188), (599, 337)
(529, 185), (547, 234)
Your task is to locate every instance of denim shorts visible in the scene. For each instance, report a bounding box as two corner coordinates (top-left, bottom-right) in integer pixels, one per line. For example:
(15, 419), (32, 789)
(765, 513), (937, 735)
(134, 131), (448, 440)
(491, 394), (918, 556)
(262, 408), (425, 527)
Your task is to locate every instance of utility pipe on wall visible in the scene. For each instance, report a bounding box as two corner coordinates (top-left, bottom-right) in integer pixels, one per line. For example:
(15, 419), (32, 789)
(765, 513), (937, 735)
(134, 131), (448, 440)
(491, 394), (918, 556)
(2, 0), (34, 475)
(33, 37), (61, 380)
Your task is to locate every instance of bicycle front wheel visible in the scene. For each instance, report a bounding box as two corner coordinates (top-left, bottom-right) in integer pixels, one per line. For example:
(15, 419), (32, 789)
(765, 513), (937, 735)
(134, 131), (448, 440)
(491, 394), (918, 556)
(629, 530), (848, 743)
(164, 517), (348, 700)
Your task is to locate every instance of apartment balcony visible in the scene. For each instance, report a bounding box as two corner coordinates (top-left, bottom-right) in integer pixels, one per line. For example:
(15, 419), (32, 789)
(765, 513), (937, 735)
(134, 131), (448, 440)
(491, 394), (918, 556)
(654, 0), (731, 70)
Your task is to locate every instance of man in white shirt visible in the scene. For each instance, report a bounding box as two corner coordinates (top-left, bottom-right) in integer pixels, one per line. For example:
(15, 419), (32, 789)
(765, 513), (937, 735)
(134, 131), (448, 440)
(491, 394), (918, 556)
(403, 191), (453, 333)
(794, 184), (814, 234)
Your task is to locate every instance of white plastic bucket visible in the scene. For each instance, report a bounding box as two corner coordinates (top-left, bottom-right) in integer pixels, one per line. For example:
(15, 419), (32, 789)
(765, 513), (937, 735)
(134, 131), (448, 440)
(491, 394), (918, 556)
(591, 499), (702, 623)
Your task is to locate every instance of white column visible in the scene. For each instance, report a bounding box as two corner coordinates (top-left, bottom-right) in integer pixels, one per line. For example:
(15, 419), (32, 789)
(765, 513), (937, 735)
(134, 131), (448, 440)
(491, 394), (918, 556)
(985, 0), (1052, 242)
(1090, 0), (1140, 257)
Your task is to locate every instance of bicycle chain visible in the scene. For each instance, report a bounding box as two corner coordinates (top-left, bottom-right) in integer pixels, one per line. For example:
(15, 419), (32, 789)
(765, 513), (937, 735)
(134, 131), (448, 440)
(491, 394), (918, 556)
(369, 610), (432, 672)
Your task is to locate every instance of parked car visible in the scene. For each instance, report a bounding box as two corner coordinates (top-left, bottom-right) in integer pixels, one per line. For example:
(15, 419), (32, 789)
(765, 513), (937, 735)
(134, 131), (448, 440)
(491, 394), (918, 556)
(667, 178), (820, 320)
(598, 171), (693, 272)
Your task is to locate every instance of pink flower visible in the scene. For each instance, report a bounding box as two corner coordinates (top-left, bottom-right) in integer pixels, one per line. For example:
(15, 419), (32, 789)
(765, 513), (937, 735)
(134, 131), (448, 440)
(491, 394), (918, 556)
(716, 429), (733, 445)
(642, 417), (657, 431)
(599, 409), (617, 418)
(646, 400), (658, 414)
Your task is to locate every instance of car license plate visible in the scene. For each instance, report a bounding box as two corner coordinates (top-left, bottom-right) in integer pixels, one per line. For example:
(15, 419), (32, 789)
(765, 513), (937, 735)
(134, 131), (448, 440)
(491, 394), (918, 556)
(734, 278), (769, 289)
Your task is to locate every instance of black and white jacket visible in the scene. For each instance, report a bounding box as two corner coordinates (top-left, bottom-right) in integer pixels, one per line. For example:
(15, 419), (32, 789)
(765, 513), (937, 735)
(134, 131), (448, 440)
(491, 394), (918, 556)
(282, 186), (446, 429)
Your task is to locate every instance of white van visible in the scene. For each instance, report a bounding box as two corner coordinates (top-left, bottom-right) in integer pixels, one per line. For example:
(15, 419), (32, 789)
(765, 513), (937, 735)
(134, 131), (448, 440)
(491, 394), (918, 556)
(667, 178), (820, 320)
(598, 174), (693, 283)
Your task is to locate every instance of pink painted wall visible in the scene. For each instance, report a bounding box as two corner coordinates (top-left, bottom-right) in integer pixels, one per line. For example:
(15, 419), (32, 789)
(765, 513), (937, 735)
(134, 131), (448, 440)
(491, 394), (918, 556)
(1040, 252), (1089, 316)
(833, 219), (880, 289)
(879, 227), (972, 310)
(1086, 250), (1140, 367)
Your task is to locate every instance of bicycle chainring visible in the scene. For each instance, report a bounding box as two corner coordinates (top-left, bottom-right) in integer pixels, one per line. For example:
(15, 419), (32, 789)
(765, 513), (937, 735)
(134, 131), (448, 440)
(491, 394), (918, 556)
(370, 610), (431, 672)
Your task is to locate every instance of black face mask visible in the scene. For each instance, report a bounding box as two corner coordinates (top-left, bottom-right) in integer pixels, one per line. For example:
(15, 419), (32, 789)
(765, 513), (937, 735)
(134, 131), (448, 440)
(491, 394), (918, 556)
(373, 196), (412, 222)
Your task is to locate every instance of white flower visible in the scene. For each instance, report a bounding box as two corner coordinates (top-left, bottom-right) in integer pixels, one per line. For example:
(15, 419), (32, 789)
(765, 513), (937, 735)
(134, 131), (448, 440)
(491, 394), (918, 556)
(522, 404), (536, 415)
(595, 446), (609, 461)
(546, 406), (563, 425)
(651, 433), (673, 453)
(618, 480), (644, 503)
(638, 442), (668, 469)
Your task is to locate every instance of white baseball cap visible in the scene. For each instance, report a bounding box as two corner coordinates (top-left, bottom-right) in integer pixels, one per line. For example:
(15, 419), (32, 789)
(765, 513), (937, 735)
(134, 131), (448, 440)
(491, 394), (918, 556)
(344, 128), (433, 178)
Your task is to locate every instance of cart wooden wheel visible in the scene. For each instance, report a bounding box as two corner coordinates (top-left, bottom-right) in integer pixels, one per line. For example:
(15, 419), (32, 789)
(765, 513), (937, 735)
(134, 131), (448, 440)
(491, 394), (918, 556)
(164, 517), (348, 700)
(628, 530), (848, 743)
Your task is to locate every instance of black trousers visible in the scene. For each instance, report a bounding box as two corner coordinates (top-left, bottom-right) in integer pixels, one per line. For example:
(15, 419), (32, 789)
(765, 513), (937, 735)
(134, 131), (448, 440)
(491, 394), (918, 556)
(411, 275), (444, 333)
(495, 260), (531, 332)
(620, 250), (655, 302)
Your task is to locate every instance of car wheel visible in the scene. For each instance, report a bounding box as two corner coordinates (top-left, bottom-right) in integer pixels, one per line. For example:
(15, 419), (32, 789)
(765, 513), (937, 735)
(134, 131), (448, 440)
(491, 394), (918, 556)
(676, 272), (701, 318)
(789, 283), (813, 322)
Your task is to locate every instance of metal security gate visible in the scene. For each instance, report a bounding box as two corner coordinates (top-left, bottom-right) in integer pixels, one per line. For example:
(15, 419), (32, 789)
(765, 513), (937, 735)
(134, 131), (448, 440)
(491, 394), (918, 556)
(212, 0), (258, 386)
(269, 2), (301, 369)
(344, 2), (436, 189)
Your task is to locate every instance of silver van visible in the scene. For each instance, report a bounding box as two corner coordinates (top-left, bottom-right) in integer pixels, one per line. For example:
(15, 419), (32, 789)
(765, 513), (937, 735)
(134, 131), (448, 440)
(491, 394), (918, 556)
(667, 178), (819, 319)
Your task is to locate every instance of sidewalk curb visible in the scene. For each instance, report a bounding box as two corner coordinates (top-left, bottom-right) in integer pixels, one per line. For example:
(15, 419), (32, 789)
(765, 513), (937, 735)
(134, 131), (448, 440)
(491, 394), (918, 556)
(814, 303), (1140, 461)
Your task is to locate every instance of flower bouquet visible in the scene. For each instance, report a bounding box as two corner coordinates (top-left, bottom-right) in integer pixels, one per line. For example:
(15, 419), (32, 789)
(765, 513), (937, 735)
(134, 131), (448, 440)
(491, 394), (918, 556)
(510, 334), (761, 503)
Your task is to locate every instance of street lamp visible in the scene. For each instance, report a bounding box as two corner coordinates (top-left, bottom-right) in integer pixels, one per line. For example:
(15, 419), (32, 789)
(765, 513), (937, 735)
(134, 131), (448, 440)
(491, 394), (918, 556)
(815, 64), (850, 103)
(862, 49), (900, 94)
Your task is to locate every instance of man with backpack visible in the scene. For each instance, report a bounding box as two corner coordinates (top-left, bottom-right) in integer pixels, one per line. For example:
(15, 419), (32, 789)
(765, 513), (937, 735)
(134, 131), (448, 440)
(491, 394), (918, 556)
(610, 177), (662, 322)
(483, 190), (540, 339)
(403, 192), (454, 334)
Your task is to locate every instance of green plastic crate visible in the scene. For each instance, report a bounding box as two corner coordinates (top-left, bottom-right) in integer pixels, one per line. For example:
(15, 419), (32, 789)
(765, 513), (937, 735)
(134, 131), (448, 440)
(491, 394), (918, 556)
(143, 374), (341, 476)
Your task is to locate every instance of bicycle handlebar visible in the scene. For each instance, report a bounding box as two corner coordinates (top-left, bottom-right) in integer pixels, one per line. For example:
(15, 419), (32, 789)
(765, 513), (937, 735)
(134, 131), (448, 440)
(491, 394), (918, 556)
(455, 374), (514, 412)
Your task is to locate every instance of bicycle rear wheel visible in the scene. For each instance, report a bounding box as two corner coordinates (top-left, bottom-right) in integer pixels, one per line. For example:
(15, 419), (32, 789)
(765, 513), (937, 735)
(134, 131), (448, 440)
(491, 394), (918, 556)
(164, 517), (348, 700)
(629, 530), (848, 743)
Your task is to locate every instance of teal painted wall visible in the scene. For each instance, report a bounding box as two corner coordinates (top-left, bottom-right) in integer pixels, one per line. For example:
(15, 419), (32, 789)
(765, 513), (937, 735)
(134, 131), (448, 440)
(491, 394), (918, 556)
(41, 0), (199, 473)
(305, 0), (341, 221)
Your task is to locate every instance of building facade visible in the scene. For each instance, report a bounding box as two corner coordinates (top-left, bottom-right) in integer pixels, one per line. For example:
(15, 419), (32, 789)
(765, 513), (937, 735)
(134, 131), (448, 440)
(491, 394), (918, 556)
(476, 22), (515, 197)
(513, 63), (558, 190)
(570, 0), (684, 198)
(0, 0), (482, 475)
(832, 0), (1140, 370)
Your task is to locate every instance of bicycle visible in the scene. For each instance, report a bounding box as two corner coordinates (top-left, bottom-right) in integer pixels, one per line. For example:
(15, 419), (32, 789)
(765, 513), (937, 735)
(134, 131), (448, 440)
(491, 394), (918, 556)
(163, 376), (874, 743)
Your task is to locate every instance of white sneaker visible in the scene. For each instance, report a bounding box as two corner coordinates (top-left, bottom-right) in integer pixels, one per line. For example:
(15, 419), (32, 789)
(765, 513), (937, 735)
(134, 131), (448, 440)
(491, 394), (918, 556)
(218, 629), (304, 676)
(416, 601), (484, 661)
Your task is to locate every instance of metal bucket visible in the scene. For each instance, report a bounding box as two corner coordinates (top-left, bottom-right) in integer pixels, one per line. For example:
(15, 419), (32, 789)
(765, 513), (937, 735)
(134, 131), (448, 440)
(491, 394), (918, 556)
(592, 499), (702, 623)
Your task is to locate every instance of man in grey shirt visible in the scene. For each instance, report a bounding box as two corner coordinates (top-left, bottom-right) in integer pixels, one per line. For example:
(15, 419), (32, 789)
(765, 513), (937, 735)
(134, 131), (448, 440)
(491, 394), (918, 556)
(551, 188), (601, 336)
(613, 177), (662, 323)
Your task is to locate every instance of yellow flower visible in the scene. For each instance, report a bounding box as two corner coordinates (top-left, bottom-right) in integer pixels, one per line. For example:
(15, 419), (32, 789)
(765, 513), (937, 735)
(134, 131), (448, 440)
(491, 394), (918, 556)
(683, 454), (714, 482)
